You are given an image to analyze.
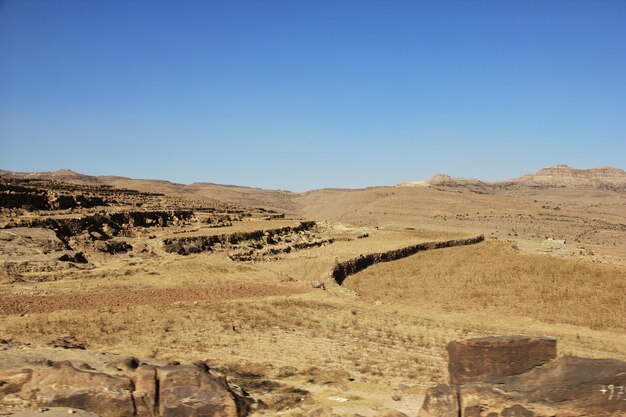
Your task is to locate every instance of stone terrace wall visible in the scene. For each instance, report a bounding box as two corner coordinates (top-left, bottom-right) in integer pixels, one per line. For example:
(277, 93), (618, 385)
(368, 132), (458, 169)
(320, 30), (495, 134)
(332, 235), (485, 285)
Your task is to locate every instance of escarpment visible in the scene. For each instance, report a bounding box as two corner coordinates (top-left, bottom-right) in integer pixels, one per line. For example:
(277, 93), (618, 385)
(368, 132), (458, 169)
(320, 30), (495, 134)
(0, 177), (161, 211)
(8, 210), (195, 242)
(162, 221), (330, 260)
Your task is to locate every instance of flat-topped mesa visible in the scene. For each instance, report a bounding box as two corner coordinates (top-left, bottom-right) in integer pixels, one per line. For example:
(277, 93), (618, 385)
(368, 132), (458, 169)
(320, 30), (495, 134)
(419, 336), (626, 417)
(447, 335), (557, 384)
(397, 165), (626, 191)
(509, 164), (626, 189)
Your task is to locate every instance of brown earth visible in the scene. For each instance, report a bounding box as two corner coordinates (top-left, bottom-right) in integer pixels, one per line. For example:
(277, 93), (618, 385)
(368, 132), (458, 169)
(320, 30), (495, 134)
(0, 282), (309, 315)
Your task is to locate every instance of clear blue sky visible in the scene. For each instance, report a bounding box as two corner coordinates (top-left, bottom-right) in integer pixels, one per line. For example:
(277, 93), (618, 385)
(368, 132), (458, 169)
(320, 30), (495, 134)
(1, 0), (625, 191)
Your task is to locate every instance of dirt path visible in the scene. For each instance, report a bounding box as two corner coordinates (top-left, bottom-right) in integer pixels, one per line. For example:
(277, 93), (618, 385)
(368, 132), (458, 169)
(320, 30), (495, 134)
(0, 283), (309, 315)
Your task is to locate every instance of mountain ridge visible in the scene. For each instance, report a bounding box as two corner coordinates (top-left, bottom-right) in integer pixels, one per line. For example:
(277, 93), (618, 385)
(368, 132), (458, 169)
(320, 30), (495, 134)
(2, 164), (625, 192)
(398, 164), (626, 190)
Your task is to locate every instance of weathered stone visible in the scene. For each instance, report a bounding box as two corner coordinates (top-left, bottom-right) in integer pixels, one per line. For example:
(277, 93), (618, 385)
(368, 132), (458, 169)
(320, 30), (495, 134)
(57, 252), (88, 263)
(418, 384), (458, 417)
(447, 336), (556, 384)
(373, 409), (409, 417)
(1, 358), (254, 417)
(419, 336), (626, 417)
(133, 365), (157, 417)
(0, 369), (33, 395)
(157, 364), (239, 417)
(305, 407), (334, 417)
(49, 195), (77, 210)
(28, 361), (135, 417)
(458, 356), (626, 417)
(95, 240), (132, 254)
(49, 335), (86, 350)
(0, 191), (49, 210)
(11, 407), (101, 417)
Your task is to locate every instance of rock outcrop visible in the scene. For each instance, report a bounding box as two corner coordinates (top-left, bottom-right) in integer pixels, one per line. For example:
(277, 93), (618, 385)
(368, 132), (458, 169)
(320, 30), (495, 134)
(332, 235), (485, 285)
(0, 176), (168, 212)
(398, 165), (626, 191)
(0, 179), (109, 211)
(0, 357), (253, 417)
(418, 336), (626, 417)
(163, 221), (319, 257)
(0, 228), (91, 282)
(447, 336), (557, 384)
(7, 210), (194, 243)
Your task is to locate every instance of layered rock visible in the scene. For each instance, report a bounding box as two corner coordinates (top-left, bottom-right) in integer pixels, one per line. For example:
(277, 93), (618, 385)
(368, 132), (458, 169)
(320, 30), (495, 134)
(0, 357), (253, 417)
(0, 228), (91, 282)
(6, 210), (194, 245)
(419, 336), (626, 417)
(163, 221), (318, 257)
(447, 336), (557, 384)
(509, 165), (626, 190)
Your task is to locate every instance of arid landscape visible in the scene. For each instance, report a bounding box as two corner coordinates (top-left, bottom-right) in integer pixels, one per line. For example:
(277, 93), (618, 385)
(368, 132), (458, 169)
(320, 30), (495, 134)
(1, 165), (625, 416)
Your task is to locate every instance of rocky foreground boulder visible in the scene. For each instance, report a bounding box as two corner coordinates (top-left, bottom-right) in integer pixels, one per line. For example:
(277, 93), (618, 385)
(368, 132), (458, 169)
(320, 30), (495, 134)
(0, 355), (253, 417)
(418, 336), (626, 417)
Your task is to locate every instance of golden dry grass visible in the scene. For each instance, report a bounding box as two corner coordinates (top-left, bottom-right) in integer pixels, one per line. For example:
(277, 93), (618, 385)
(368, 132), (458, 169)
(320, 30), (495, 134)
(345, 239), (626, 330)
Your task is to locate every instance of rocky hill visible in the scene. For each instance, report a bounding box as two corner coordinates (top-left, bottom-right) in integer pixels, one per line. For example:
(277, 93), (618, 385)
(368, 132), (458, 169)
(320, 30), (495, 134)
(397, 174), (488, 188)
(398, 165), (626, 191)
(0, 169), (101, 184)
(504, 164), (626, 189)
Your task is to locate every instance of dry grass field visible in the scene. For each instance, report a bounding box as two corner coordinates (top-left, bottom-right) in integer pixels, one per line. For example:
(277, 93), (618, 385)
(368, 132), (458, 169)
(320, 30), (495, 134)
(345, 239), (626, 330)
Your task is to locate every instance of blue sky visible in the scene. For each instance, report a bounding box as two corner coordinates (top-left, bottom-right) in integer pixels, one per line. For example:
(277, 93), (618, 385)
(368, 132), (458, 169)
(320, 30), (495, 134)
(1, 0), (625, 191)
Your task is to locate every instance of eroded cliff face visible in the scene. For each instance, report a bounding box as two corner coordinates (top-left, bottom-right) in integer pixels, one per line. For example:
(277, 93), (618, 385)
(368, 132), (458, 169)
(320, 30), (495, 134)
(0, 177), (289, 281)
(11, 210), (195, 242)
(332, 235), (485, 285)
(418, 336), (626, 417)
(161, 221), (334, 261)
(0, 177), (155, 211)
(0, 210), (195, 282)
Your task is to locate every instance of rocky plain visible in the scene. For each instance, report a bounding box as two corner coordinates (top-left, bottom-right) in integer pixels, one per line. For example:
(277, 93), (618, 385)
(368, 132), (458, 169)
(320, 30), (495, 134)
(1, 165), (625, 416)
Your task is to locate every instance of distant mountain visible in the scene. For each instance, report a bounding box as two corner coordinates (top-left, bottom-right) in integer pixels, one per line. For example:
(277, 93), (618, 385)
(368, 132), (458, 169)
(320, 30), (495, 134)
(398, 174), (487, 188)
(0, 169), (101, 184)
(3, 165), (625, 203)
(398, 165), (626, 191)
(503, 165), (626, 189)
